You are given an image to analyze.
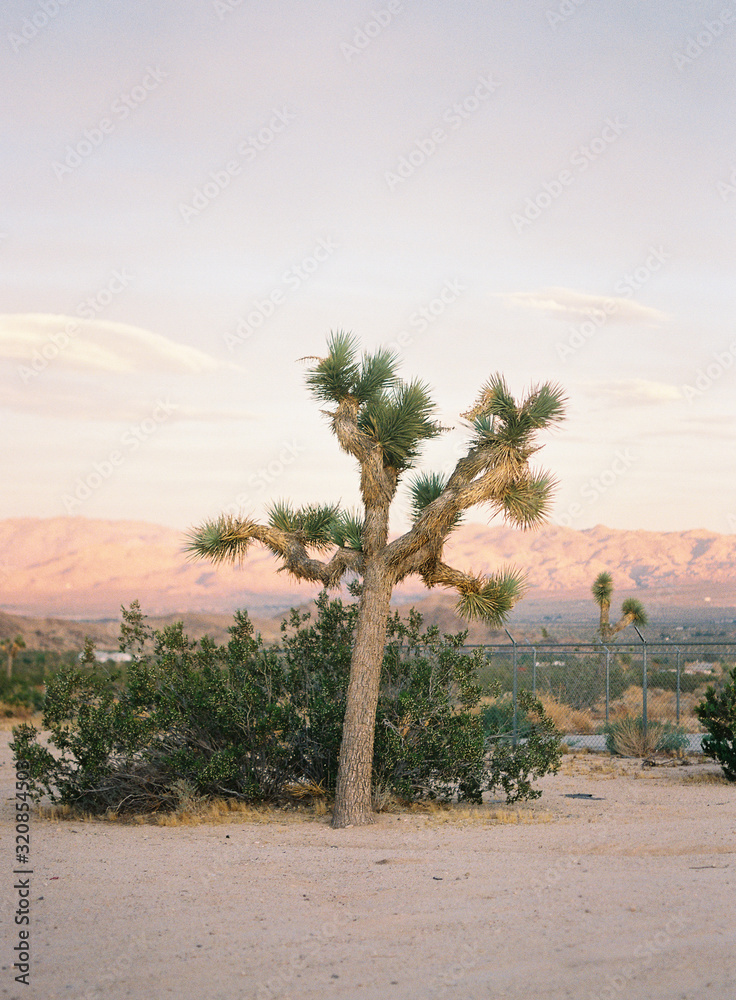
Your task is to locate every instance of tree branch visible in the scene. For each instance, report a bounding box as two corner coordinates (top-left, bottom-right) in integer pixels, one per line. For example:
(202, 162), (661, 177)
(185, 516), (363, 588)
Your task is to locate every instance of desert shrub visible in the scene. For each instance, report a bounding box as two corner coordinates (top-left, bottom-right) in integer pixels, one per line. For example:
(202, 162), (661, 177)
(373, 609), (487, 803)
(480, 695), (529, 739)
(12, 607), (300, 812)
(603, 715), (689, 757)
(11, 595), (562, 815)
(481, 691), (563, 802)
(278, 593), (357, 791)
(695, 665), (736, 781)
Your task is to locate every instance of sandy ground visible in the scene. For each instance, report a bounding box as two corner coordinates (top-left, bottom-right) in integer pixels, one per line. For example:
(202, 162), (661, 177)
(1, 731), (734, 1000)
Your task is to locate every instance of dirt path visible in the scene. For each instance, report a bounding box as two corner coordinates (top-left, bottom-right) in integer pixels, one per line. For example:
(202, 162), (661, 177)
(1, 733), (734, 1000)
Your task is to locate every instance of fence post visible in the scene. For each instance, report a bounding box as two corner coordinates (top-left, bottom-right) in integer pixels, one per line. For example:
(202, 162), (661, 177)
(504, 628), (518, 747)
(634, 626), (647, 742)
(524, 639), (537, 698)
(676, 647), (681, 725)
(603, 645), (611, 725)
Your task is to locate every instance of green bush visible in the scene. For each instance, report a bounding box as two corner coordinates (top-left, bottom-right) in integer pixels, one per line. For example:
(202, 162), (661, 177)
(481, 692), (563, 802)
(11, 595), (563, 815)
(695, 665), (736, 781)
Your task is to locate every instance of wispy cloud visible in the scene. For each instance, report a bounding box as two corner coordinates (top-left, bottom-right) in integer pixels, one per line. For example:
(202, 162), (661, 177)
(0, 314), (231, 375)
(501, 288), (669, 325)
(582, 378), (682, 405)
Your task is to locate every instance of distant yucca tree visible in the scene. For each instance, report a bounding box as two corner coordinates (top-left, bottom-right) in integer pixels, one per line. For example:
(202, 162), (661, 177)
(592, 571), (647, 642)
(2, 635), (26, 681)
(186, 332), (566, 827)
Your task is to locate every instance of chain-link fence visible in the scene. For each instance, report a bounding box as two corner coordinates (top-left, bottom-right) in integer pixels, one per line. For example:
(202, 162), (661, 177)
(463, 638), (736, 752)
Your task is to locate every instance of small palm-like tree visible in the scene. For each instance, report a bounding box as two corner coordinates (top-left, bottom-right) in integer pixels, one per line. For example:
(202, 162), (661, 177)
(187, 332), (566, 827)
(592, 571), (647, 642)
(2, 635), (26, 680)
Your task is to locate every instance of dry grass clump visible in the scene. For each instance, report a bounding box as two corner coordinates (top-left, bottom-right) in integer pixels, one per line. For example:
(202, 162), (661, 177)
(39, 796), (332, 826)
(609, 685), (704, 731)
(605, 715), (687, 758)
(536, 694), (595, 734)
(682, 772), (733, 786)
(38, 793), (553, 828)
(0, 708), (43, 729)
(406, 801), (553, 827)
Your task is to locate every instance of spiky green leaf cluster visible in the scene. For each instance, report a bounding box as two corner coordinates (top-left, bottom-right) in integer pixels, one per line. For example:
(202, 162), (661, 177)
(408, 471), (462, 527)
(266, 501), (340, 550)
(183, 515), (257, 565)
(329, 509), (364, 551)
(592, 572), (613, 605)
(304, 331), (362, 402)
(455, 568), (526, 626)
(359, 378), (442, 470)
(305, 332), (441, 471)
(468, 374), (566, 453)
(353, 347), (400, 405)
(621, 597), (648, 627)
(501, 471), (556, 528)
(305, 331), (399, 406)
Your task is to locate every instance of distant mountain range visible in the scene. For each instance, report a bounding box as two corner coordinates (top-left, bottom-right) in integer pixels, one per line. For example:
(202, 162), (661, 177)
(0, 516), (734, 622)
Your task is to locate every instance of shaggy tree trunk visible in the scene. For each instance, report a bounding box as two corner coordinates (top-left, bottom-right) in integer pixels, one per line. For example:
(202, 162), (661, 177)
(332, 561), (393, 828)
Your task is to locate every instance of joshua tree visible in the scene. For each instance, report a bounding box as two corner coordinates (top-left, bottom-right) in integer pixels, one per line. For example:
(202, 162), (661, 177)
(592, 571), (647, 642)
(187, 332), (565, 827)
(2, 635), (26, 681)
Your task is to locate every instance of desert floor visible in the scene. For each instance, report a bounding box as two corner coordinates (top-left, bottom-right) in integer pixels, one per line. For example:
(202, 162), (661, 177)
(1, 730), (734, 1000)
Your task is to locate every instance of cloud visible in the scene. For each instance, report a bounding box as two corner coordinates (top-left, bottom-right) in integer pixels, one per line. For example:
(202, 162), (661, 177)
(501, 288), (669, 326)
(0, 314), (230, 375)
(582, 378), (682, 405)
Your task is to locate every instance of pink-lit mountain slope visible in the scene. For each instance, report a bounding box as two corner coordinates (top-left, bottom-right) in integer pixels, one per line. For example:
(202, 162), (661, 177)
(0, 517), (733, 619)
